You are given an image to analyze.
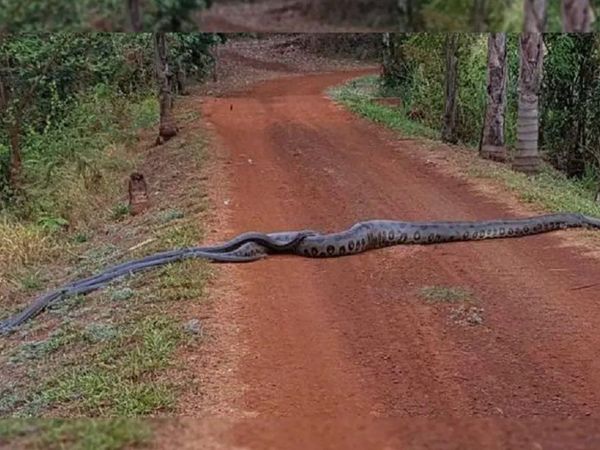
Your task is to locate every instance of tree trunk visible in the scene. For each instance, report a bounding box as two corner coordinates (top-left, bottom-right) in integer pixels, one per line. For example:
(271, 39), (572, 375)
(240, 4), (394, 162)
(8, 120), (22, 192)
(480, 33), (508, 162)
(175, 67), (188, 96)
(561, 0), (593, 32)
(513, 32), (544, 174)
(523, 0), (547, 32)
(473, 0), (487, 32)
(566, 35), (594, 177)
(0, 75), (22, 193)
(127, 0), (143, 32)
(396, 0), (414, 31)
(442, 34), (459, 144)
(153, 32), (177, 144)
(382, 33), (392, 80)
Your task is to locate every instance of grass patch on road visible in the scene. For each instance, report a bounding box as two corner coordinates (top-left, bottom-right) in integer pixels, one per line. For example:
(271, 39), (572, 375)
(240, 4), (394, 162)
(419, 285), (484, 327)
(420, 286), (474, 304)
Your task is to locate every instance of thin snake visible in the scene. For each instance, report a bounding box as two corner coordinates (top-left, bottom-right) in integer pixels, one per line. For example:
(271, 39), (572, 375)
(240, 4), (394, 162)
(1, 213), (598, 335)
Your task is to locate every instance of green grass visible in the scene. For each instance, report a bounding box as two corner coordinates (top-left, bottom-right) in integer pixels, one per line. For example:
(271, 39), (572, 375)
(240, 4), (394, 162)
(330, 75), (600, 219)
(0, 418), (151, 450)
(467, 164), (600, 218)
(329, 76), (438, 140)
(111, 203), (131, 221)
(10, 325), (80, 363)
(0, 92), (213, 450)
(6, 317), (182, 417)
(420, 286), (474, 304)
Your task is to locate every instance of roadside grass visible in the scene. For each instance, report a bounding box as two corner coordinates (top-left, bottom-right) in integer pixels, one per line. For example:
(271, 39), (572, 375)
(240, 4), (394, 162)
(1, 92), (159, 308)
(329, 76), (438, 140)
(329, 76), (600, 219)
(0, 418), (151, 450)
(0, 96), (213, 449)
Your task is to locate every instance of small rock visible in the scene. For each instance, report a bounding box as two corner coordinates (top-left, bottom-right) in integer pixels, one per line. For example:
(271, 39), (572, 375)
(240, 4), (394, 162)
(184, 319), (202, 335)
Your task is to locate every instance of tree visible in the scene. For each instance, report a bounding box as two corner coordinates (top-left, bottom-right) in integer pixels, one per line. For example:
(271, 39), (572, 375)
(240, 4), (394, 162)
(396, 0), (415, 31)
(513, 32), (545, 174)
(473, 0), (487, 31)
(513, 0), (547, 174)
(127, 0), (143, 32)
(442, 34), (459, 144)
(0, 35), (72, 197)
(561, 0), (594, 32)
(524, 0), (547, 32)
(542, 34), (600, 178)
(153, 32), (178, 145)
(382, 34), (408, 84)
(382, 33), (394, 79)
(480, 33), (508, 162)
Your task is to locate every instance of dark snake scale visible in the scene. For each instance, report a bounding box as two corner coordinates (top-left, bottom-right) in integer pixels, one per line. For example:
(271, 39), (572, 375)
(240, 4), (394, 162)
(1, 213), (598, 334)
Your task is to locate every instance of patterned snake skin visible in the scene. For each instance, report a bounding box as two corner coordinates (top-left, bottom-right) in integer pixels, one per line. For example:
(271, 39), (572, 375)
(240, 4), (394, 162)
(1, 213), (598, 334)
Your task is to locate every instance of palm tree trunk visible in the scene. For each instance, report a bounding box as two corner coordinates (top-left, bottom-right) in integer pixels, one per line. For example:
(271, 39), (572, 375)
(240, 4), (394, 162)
(481, 32), (508, 162)
(561, 0), (593, 32)
(524, 0), (547, 32)
(513, 32), (544, 174)
(442, 34), (459, 144)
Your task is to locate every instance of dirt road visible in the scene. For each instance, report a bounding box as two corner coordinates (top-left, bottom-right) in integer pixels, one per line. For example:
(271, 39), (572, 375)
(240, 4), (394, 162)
(199, 70), (600, 449)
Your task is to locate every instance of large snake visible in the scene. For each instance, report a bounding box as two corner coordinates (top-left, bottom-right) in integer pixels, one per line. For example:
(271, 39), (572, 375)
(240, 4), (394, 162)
(1, 212), (598, 335)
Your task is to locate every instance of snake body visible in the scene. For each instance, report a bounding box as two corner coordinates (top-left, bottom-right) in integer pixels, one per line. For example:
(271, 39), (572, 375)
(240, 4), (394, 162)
(1, 213), (598, 334)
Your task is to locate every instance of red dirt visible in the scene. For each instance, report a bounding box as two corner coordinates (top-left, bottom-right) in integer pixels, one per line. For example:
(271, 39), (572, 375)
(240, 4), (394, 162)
(194, 69), (600, 448)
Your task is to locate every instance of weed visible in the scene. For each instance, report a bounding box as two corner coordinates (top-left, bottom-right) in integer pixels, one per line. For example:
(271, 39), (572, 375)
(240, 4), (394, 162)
(10, 326), (79, 363)
(73, 231), (90, 244)
(420, 285), (474, 304)
(420, 286), (484, 326)
(132, 97), (160, 129)
(110, 288), (135, 302)
(155, 221), (202, 249)
(153, 260), (211, 303)
(0, 220), (59, 274)
(83, 323), (118, 344)
(111, 203), (131, 221)
(18, 270), (45, 291)
(157, 209), (185, 223)
(37, 216), (70, 233)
